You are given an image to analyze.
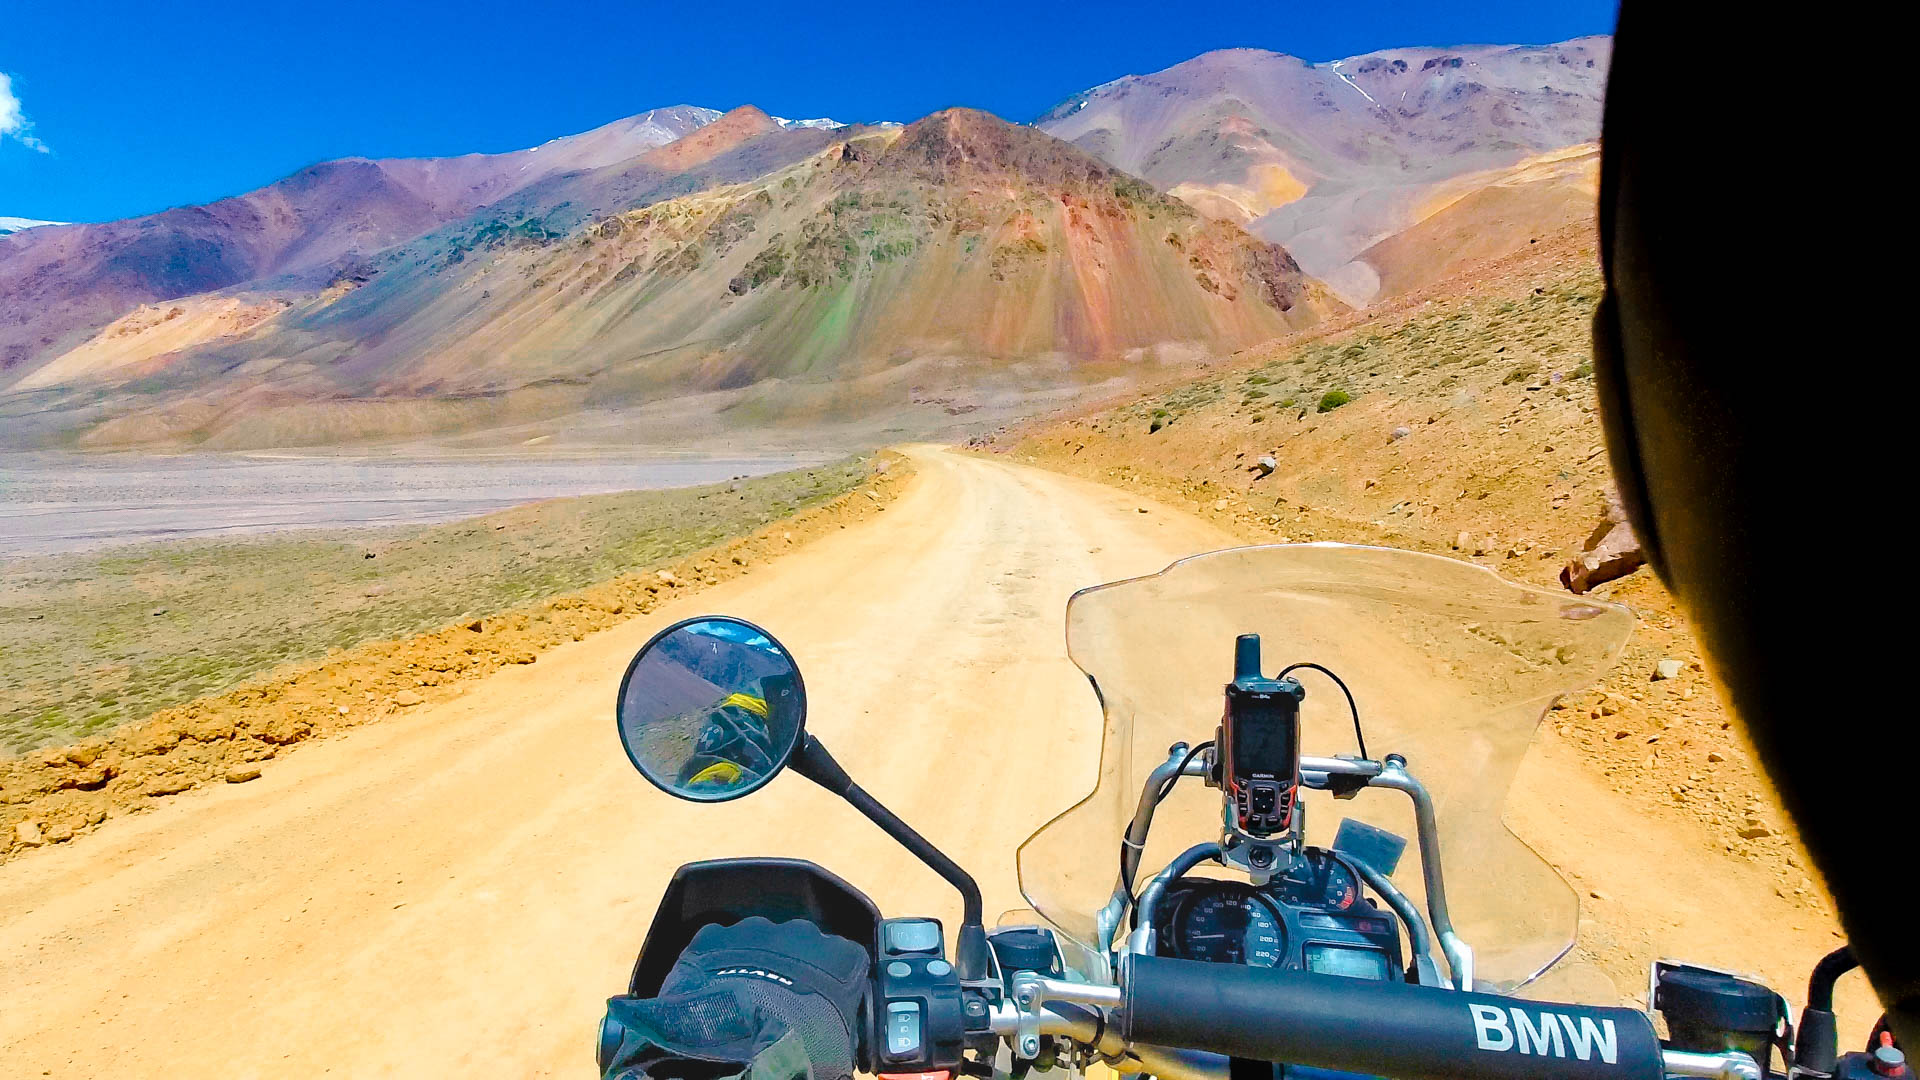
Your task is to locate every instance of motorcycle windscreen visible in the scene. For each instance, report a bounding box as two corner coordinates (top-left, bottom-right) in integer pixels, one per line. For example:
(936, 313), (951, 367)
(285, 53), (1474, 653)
(1016, 544), (1632, 992)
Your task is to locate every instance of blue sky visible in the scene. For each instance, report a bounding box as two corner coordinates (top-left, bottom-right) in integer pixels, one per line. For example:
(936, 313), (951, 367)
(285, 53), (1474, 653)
(2, 0), (1618, 224)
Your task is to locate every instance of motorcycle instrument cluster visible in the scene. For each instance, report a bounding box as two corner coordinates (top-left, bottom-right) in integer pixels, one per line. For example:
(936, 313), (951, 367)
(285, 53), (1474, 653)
(1155, 850), (1402, 981)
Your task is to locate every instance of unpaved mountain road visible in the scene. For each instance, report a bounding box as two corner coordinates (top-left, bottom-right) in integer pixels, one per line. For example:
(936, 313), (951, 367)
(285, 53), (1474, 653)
(0, 446), (1233, 1077)
(0, 446), (1872, 1077)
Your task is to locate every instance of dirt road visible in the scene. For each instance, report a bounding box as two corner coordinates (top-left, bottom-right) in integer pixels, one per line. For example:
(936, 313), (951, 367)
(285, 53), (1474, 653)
(0, 445), (1874, 1077)
(0, 446), (1237, 1077)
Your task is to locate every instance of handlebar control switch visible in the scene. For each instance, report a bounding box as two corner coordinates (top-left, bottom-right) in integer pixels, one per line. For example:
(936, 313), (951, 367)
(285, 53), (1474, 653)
(885, 1002), (924, 1057)
(874, 917), (966, 1074)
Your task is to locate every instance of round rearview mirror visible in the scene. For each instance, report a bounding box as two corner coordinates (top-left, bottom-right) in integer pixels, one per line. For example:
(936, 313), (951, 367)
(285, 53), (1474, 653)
(615, 616), (806, 802)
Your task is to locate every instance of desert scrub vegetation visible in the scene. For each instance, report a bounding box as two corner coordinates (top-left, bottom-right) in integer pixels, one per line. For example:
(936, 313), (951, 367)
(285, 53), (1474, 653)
(1317, 389), (1354, 412)
(0, 460), (874, 753)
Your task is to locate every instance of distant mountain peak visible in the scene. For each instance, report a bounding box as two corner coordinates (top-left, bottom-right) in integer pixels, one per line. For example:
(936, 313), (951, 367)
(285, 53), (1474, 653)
(634, 105), (784, 172)
(887, 107), (1124, 188)
(0, 216), (64, 235)
(1034, 35), (1611, 300)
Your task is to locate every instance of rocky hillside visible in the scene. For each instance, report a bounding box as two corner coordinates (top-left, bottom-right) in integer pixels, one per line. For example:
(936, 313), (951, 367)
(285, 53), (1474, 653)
(13, 108), (1340, 451)
(0, 106), (719, 387)
(1037, 38), (1609, 305)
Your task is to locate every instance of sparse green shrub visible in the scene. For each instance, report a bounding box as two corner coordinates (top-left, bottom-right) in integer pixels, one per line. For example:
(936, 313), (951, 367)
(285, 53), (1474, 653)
(1571, 361), (1594, 379)
(1317, 390), (1352, 413)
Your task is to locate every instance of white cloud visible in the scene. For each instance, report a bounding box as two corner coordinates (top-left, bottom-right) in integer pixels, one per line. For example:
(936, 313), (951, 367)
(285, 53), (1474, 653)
(1, 71), (51, 153)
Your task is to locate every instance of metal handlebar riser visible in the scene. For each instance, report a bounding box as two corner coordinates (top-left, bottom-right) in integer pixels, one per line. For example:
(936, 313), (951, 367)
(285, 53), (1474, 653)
(1362, 758), (1474, 991)
(986, 995), (1228, 1080)
(1000, 972), (1124, 1059)
(1325, 849), (1441, 985)
(1102, 744), (1216, 943)
(1130, 842), (1225, 957)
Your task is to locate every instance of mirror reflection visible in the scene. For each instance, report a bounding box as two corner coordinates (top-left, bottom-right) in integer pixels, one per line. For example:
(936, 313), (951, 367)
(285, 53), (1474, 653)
(616, 617), (806, 802)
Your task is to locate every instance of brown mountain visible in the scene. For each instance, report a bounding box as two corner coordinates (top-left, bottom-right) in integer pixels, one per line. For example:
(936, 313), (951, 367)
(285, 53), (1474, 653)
(0, 106), (719, 387)
(1036, 38), (1609, 304)
(11, 108), (1339, 451)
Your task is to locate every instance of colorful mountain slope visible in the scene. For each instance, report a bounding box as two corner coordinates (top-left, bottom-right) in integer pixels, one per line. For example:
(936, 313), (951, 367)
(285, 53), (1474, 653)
(19, 109), (1340, 450)
(1037, 38), (1609, 304)
(0, 106), (719, 386)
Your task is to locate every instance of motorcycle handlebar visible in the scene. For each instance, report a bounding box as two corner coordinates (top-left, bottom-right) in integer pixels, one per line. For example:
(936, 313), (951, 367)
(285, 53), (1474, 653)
(1121, 955), (1666, 1080)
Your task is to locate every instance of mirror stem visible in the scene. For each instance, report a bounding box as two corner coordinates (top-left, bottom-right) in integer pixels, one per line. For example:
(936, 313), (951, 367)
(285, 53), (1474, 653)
(791, 735), (989, 981)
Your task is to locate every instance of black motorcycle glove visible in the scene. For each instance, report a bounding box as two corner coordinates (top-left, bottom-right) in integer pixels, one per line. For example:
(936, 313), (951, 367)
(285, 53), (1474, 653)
(599, 917), (870, 1080)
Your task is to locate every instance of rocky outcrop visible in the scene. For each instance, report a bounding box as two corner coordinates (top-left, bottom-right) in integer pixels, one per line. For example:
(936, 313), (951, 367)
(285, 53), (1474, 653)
(1562, 489), (1646, 593)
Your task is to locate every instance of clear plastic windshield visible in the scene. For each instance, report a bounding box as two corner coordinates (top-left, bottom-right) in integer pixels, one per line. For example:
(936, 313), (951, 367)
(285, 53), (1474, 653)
(1016, 544), (1632, 991)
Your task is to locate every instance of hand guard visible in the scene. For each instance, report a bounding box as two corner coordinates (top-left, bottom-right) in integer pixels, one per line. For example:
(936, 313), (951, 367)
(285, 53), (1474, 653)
(600, 917), (870, 1080)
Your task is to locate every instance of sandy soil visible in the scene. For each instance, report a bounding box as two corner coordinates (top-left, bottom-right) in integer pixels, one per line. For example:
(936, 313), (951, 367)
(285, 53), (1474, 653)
(0, 448), (1878, 1077)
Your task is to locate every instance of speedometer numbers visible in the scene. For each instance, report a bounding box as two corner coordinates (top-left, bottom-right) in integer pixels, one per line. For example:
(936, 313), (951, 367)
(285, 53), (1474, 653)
(1174, 888), (1285, 967)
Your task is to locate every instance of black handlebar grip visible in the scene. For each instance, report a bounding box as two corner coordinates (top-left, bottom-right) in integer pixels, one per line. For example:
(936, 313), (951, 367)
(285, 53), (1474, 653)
(1122, 956), (1663, 1080)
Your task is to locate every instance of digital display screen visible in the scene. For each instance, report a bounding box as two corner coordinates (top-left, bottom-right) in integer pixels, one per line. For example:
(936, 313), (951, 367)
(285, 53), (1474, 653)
(1232, 698), (1294, 777)
(1304, 944), (1390, 981)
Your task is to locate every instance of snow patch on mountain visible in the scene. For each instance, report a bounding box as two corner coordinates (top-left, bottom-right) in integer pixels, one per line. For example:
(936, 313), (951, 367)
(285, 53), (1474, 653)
(0, 216), (64, 234)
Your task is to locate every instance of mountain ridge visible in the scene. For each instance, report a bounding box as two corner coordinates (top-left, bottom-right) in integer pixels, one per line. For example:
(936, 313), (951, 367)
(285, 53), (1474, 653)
(9, 108), (1339, 451)
(1034, 37), (1609, 304)
(0, 105), (724, 384)
(2, 36), (1612, 449)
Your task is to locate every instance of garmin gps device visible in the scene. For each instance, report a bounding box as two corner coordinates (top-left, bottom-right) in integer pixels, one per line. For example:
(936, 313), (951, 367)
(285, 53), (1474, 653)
(1218, 634), (1306, 837)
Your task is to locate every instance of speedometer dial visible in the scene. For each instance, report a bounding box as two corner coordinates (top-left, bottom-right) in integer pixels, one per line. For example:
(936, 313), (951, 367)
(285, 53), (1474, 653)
(1175, 888), (1285, 967)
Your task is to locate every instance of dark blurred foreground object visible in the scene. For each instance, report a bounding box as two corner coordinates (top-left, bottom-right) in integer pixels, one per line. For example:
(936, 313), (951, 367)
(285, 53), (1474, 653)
(1593, 1), (1911, 1043)
(599, 918), (868, 1080)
